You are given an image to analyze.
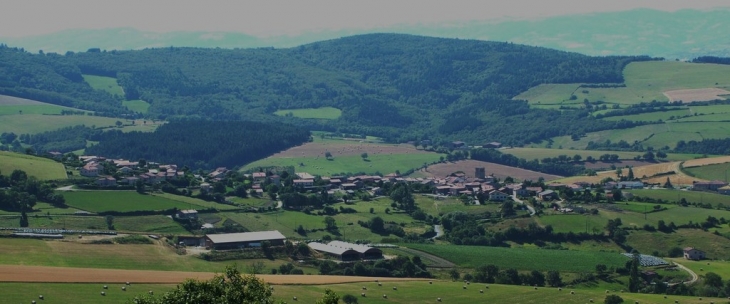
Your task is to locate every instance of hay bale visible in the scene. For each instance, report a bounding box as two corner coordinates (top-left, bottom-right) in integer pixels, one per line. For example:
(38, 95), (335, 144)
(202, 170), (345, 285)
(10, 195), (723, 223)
(39, 295), (44, 299)
(437, 298), (442, 302)
(393, 287), (397, 290)
(126, 282), (131, 285)
(122, 286), (127, 291)
(462, 286), (467, 289)
(103, 285), (108, 289)
(361, 293), (366, 297)
(149, 291), (153, 295)
(558, 288), (562, 291)
(292, 296), (297, 301)
(378, 283), (382, 286)
(101, 292), (106, 296)
(429, 281), (433, 284)
(383, 294), (387, 299)
(534, 287), (538, 290)
(480, 290), (484, 293)
(570, 291), (575, 295)
(362, 287), (367, 290)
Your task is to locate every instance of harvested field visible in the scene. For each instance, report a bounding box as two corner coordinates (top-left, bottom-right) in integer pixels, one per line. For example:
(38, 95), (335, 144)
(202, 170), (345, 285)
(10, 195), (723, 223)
(421, 160), (562, 181)
(270, 141), (426, 158)
(582, 160), (656, 170)
(0, 95), (46, 105)
(0, 265), (424, 284)
(558, 161), (702, 186)
(683, 155), (730, 168)
(664, 88), (730, 103)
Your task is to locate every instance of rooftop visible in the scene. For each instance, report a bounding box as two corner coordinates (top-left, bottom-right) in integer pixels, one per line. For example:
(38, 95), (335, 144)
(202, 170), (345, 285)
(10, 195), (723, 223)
(205, 230), (286, 244)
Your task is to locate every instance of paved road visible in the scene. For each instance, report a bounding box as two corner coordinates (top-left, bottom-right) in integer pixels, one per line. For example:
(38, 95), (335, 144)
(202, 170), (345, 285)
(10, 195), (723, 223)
(512, 194), (535, 216)
(432, 225), (444, 239)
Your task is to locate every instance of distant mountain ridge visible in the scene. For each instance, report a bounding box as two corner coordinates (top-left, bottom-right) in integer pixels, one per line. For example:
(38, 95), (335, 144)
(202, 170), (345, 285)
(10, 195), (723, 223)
(1, 8), (729, 59)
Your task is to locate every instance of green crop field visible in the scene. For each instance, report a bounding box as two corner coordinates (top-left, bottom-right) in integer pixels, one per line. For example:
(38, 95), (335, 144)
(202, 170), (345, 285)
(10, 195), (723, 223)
(1, 280), (721, 304)
(626, 189), (730, 206)
(516, 61), (730, 107)
(0, 151), (66, 180)
(0, 114), (122, 134)
(548, 122), (730, 150)
(685, 162), (730, 182)
(627, 229), (730, 260)
(273, 107), (342, 119)
(243, 153), (442, 176)
(62, 191), (195, 212)
(82, 74), (124, 97)
(122, 100), (150, 113)
(401, 243), (629, 272)
(150, 193), (241, 210)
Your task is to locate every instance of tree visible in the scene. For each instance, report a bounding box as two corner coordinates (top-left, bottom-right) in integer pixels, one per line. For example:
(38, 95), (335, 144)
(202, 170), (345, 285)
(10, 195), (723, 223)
(19, 210), (28, 227)
(369, 216), (385, 234)
(324, 216), (337, 231)
(643, 151), (655, 161)
(325, 151), (332, 160)
(656, 150), (667, 159)
(115, 120), (123, 127)
(627, 167), (634, 180)
(663, 177), (673, 189)
(106, 215), (115, 230)
(595, 264), (607, 275)
(604, 294), (624, 304)
(342, 293), (358, 304)
(546, 270), (562, 287)
(704, 272), (723, 288)
(628, 255), (641, 292)
(449, 269), (460, 281)
(361, 152), (368, 160)
(316, 289), (340, 304)
(135, 180), (146, 194)
(131, 266), (276, 304)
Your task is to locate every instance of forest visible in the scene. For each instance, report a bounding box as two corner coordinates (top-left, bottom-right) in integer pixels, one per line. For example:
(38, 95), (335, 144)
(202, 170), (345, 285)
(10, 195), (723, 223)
(0, 35), (657, 145)
(85, 120), (310, 169)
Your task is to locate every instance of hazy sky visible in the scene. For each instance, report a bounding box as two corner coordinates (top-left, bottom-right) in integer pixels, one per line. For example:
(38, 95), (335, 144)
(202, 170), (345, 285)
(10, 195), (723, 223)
(1, 0), (729, 37)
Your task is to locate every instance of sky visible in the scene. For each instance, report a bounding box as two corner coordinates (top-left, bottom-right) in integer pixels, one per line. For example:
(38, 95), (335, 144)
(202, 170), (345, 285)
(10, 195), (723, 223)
(1, 0), (729, 37)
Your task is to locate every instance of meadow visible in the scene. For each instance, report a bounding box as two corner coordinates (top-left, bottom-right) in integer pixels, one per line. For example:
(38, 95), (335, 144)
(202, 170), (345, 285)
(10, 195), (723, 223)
(668, 259), (730, 279)
(685, 162), (730, 182)
(516, 61), (730, 107)
(0, 214), (189, 234)
(400, 243), (628, 272)
(601, 108), (689, 122)
(0, 280), (722, 304)
(82, 74), (124, 97)
(626, 189), (730, 206)
(627, 229), (730, 260)
(273, 107), (342, 119)
(122, 100), (150, 113)
(62, 191), (196, 212)
(0, 151), (67, 180)
(0, 114), (122, 134)
(0, 104), (84, 116)
(243, 153), (441, 176)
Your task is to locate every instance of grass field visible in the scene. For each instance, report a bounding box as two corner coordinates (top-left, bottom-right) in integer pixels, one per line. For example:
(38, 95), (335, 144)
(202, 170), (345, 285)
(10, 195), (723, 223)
(602, 109), (689, 122)
(501, 147), (696, 162)
(243, 153), (441, 176)
(122, 100), (150, 113)
(82, 75), (124, 97)
(0, 151), (66, 180)
(0, 104), (84, 116)
(627, 229), (730, 260)
(401, 244), (629, 272)
(273, 107), (342, 119)
(626, 189), (730, 206)
(0, 280), (721, 304)
(0, 114), (123, 134)
(685, 162), (730, 182)
(0, 214), (189, 234)
(150, 193), (241, 210)
(548, 122), (730, 150)
(62, 191), (195, 213)
(669, 259), (730, 279)
(516, 61), (730, 107)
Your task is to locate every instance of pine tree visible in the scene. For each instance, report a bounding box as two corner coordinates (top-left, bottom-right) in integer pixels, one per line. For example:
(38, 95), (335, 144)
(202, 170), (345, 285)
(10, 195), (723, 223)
(663, 177), (673, 189)
(627, 166), (634, 180)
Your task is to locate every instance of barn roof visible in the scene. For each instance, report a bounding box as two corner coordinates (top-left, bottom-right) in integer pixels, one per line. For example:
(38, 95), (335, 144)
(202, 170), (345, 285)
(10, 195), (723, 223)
(308, 242), (359, 256)
(327, 241), (381, 254)
(205, 230), (286, 244)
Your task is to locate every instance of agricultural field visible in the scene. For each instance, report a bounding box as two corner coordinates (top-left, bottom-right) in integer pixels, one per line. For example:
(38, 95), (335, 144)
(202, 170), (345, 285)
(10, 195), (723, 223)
(244, 153), (440, 176)
(669, 259), (730, 280)
(683, 155), (730, 167)
(0, 282), (175, 304)
(273, 107), (342, 119)
(0, 151), (67, 180)
(150, 193), (242, 210)
(415, 195), (505, 217)
(122, 100), (150, 113)
(502, 147), (689, 161)
(664, 88), (730, 103)
(400, 243), (629, 272)
(627, 229), (730, 260)
(0, 214), (188, 234)
(62, 191), (196, 213)
(420, 160), (562, 181)
(516, 61), (730, 107)
(555, 160), (699, 186)
(601, 109), (689, 122)
(627, 189), (730, 206)
(684, 162), (730, 182)
(82, 75), (124, 97)
(0, 114), (123, 134)
(0, 104), (85, 116)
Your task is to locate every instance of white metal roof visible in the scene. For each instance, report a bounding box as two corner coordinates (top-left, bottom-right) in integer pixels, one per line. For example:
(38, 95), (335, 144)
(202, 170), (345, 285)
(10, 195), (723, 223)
(327, 241), (379, 254)
(205, 230), (286, 244)
(308, 242), (359, 256)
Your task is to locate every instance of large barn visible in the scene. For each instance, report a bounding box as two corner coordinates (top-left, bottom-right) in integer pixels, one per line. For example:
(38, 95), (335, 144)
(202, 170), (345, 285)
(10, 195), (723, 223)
(308, 241), (382, 261)
(204, 230), (286, 250)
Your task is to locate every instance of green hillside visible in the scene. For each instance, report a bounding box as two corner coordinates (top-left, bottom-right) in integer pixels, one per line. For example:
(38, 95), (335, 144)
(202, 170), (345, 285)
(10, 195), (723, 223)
(0, 151), (66, 180)
(82, 74), (124, 97)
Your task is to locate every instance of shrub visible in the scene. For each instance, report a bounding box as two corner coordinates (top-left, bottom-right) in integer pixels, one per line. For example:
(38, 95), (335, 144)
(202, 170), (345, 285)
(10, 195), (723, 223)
(604, 294), (624, 304)
(342, 294), (358, 304)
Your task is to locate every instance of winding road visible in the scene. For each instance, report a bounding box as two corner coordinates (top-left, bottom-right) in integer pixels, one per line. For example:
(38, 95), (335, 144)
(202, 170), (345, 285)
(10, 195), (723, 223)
(512, 193), (535, 216)
(672, 262), (699, 285)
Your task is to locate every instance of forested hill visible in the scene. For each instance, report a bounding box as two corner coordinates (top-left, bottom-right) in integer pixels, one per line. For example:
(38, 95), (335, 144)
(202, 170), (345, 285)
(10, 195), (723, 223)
(0, 34), (655, 144)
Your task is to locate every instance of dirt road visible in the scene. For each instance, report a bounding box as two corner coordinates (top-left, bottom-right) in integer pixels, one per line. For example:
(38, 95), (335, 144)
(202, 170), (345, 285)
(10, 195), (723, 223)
(673, 262), (699, 285)
(0, 265), (427, 285)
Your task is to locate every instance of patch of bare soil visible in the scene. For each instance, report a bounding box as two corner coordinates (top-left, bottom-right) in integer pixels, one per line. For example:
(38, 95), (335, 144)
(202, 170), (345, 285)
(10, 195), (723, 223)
(421, 160), (563, 181)
(663, 88), (730, 103)
(0, 265), (426, 284)
(0, 95), (46, 105)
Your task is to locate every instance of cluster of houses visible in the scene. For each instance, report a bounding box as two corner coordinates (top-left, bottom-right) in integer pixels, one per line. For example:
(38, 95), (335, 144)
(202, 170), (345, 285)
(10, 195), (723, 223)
(76, 155), (184, 187)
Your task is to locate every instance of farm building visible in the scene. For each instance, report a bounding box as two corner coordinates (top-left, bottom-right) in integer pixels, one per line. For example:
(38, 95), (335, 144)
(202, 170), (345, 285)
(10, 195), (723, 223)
(683, 247), (706, 260)
(538, 190), (558, 201)
(720, 185), (730, 195)
(308, 241), (383, 261)
(204, 230), (286, 250)
(693, 180), (728, 191)
(488, 190), (509, 202)
(618, 181), (644, 189)
(176, 209), (198, 220)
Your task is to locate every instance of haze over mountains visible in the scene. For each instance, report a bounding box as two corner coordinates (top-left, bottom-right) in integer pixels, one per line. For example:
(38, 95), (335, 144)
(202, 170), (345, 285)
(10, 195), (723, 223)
(2, 9), (729, 59)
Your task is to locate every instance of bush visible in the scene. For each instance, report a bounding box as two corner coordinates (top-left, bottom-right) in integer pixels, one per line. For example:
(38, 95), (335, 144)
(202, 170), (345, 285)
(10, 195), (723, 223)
(342, 294), (358, 304)
(604, 294), (624, 304)
(114, 235), (154, 244)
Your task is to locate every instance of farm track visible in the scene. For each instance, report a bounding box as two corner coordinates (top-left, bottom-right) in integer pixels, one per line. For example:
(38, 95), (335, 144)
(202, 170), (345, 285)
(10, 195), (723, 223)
(0, 265), (427, 284)
(394, 247), (456, 268)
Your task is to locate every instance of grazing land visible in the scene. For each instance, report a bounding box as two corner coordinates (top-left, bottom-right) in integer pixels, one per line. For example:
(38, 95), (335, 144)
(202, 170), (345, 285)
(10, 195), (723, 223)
(0, 114), (122, 134)
(273, 107), (342, 119)
(122, 100), (150, 113)
(516, 61), (730, 107)
(0, 151), (67, 180)
(627, 229), (730, 260)
(601, 109), (688, 122)
(244, 152), (441, 176)
(0, 214), (189, 234)
(684, 162), (730, 182)
(82, 75), (124, 97)
(626, 189), (730, 206)
(420, 160), (563, 181)
(400, 244), (628, 272)
(62, 191), (196, 213)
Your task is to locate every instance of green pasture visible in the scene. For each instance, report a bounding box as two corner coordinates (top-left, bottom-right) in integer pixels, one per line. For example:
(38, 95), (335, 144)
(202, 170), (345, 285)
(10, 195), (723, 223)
(0, 151), (67, 180)
(516, 61), (730, 106)
(62, 191), (194, 213)
(0, 104), (81, 116)
(82, 74), (124, 97)
(224, 196), (273, 208)
(676, 113), (730, 122)
(0, 283), (175, 304)
(685, 162), (730, 182)
(613, 201), (677, 213)
(627, 189), (730, 206)
(627, 229), (730, 260)
(415, 195), (504, 217)
(400, 243), (628, 272)
(243, 153), (442, 176)
(0, 214), (188, 234)
(602, 109), (689, 122)
(273, 107), (342, 119)
(122, 99), (150, 113)
(151, 193), (241, 210)
(548, 122), (730, 150)
(669, 259), (730, 279)
(0, 114), (121, 134)
(507, 147), (706, 162)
